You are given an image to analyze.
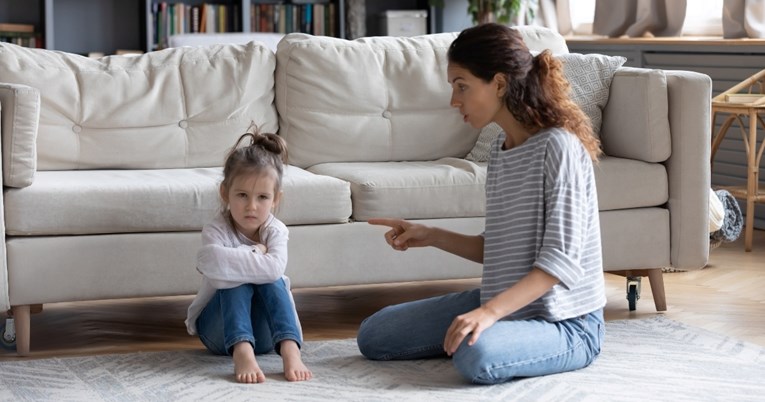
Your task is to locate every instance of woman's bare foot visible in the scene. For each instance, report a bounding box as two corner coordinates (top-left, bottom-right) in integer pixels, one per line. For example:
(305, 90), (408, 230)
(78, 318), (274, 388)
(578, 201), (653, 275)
(280, 340), (312, 381)
(232, 342), (266, 384)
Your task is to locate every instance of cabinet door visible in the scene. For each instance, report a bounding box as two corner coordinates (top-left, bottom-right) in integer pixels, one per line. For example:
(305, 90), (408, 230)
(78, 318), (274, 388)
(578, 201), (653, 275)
(45, 0), (144, 55)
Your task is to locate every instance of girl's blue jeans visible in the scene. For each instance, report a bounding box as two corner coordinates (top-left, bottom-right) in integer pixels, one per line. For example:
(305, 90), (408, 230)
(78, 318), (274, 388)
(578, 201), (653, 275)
(196, 278), (303, 356)
(356, 288), (604, 384)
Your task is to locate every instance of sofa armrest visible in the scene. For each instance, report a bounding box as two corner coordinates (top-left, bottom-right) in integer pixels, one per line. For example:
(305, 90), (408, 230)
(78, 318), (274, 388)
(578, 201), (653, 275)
(0, 83), (39, 188)
(665, 70), (712, 270)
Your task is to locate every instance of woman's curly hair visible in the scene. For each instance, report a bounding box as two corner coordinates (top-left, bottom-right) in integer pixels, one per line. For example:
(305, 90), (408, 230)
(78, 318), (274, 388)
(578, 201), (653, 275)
(448, 23), (601, 161)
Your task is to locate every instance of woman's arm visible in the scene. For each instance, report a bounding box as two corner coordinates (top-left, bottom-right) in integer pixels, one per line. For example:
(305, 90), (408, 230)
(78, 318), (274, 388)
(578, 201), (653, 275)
(443, 267), (559, 355)
(368, 218), (484, 264)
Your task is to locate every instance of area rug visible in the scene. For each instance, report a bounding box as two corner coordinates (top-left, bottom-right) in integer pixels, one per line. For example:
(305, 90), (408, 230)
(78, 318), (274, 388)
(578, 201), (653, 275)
(1, 316), (763, 401)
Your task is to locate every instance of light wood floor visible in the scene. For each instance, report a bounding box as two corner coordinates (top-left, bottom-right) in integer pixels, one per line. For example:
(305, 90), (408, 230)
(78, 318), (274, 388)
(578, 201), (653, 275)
(1, 229), (763, 361)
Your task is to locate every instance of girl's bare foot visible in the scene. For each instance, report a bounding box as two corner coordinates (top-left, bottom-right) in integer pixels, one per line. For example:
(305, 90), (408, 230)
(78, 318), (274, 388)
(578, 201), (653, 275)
(232, 342), (266, 384)
(280, 340), (313, 381)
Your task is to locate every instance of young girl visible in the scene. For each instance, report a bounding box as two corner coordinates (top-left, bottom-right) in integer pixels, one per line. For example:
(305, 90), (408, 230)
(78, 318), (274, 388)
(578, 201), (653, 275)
(357, 23), (606, 384)
(186, 128), (312, 384)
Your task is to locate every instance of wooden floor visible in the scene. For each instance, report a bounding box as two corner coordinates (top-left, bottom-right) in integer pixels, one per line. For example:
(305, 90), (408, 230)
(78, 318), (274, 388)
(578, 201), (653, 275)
(1, 229), (763, 361)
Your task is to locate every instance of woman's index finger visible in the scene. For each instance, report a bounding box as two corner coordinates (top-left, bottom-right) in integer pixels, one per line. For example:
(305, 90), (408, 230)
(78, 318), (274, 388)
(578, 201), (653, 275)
(367, 218), (401, 228)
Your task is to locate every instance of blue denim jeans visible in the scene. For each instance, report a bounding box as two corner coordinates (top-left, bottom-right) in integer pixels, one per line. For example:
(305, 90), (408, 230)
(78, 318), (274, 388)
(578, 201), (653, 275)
(357, 288), (604, 384)
(196, 278), (303, 356)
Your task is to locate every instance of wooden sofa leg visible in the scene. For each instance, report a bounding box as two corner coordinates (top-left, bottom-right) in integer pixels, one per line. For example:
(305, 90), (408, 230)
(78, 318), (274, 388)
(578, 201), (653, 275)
(647, 269), (667, 312)
(11, 305), (31, 356)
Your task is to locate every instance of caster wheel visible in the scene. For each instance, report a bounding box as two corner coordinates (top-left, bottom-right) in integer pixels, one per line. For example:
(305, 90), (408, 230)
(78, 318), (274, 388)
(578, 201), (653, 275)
(0, 317), (17, 351)
(627, 284), (638, 311)
(626, 276), (641, 312)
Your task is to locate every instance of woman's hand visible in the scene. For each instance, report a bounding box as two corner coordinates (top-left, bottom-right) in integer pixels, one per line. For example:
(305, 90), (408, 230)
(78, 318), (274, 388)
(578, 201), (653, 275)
(443, 306), (500, 356)
(368, 218), (432, 251)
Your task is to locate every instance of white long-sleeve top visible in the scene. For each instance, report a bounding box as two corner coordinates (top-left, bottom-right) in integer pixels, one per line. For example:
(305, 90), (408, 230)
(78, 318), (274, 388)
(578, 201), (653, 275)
(185, 212), (289, 335)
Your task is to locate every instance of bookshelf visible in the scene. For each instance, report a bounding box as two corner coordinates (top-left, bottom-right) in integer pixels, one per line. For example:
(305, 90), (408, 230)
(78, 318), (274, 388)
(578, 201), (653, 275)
(0, 1), (44, 48)
(147, 0), (347, 51)
(0, 0), (451, 54)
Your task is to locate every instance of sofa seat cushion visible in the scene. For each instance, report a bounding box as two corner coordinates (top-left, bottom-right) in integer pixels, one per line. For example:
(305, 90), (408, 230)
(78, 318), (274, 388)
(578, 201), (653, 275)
(308, 158), (486, 221)
(4, 166), (351, 236)
(595, 156), (668, 211)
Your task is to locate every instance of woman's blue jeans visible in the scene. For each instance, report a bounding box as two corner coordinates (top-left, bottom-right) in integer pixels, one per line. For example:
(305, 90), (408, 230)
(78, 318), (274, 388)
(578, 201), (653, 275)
(357, 289), (604, 384)
(196, 278), (303, 356)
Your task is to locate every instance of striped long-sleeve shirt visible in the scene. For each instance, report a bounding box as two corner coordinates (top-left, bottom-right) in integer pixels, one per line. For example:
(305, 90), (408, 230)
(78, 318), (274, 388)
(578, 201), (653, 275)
(481, 128), (606, 322)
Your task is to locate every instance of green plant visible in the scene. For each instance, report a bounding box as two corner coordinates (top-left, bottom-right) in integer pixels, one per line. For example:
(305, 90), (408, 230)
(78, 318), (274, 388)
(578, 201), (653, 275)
(429, 0), (535, 25)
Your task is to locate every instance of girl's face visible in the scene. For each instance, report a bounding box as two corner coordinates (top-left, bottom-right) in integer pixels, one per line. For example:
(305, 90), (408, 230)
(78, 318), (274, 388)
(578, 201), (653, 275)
(447, 63), (505, 129)
(221, 170), (280, 241)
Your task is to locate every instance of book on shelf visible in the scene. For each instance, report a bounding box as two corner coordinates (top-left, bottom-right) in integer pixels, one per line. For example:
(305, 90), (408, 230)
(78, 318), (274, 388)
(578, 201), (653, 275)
(0, 23), (34, 33)
(151, 2), (241, 50)
(251, 2), (336, 36)
(0, 22), (41, 48)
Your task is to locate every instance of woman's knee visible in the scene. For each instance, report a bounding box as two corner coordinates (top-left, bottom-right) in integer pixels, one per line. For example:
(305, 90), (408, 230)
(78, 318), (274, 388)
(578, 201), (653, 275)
(452, 339), (507, 385)
(356, 309), (395, 360)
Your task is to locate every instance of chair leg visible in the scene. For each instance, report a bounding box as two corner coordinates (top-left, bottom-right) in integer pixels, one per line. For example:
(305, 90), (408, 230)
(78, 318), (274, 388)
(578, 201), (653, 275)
(647, 269), (667, 312)
(11, 305), (31, 356)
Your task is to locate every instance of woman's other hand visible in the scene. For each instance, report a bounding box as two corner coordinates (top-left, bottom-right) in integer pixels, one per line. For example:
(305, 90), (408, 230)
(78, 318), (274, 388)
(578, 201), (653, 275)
(443, 306), (500, 356)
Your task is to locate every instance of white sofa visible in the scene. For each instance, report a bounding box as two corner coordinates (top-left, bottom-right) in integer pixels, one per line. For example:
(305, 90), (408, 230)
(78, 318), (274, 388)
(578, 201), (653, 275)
(0, 26), (711, 355)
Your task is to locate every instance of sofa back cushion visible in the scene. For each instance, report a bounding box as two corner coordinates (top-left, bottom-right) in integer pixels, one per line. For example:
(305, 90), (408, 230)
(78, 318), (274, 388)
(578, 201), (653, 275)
(601, 67), (671, 162)
(275, 26), (569, 168)
(0, 42), (278, 171)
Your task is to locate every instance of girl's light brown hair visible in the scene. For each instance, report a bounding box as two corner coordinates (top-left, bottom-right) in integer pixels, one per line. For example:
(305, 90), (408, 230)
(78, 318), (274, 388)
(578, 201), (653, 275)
(221, 123), (288, 198)
(447, 23), (601, 161)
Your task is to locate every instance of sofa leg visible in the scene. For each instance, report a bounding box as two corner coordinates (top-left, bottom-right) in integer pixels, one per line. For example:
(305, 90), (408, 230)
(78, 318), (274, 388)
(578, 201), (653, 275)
(647, 269), (667, 312)
(11, 305), (31, 356)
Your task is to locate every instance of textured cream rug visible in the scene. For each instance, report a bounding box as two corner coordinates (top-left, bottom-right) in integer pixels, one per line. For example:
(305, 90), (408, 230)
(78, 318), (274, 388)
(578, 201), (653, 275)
(1, 316), (763, 401)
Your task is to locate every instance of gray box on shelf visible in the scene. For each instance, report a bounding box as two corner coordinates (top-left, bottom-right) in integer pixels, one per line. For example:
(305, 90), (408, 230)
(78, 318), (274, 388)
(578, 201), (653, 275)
(380, 9), (427, 37)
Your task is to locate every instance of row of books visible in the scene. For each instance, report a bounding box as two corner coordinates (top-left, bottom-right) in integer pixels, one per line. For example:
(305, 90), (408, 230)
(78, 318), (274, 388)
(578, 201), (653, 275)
(151, 2), (339, 50)
(0, 23), (42, 48)
(152, 3), (242, 49)
(252, 3), (338, 37)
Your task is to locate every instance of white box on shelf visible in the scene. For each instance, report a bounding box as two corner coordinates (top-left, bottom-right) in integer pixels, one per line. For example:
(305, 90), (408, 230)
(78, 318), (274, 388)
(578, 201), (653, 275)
(380, 10), (428, 37)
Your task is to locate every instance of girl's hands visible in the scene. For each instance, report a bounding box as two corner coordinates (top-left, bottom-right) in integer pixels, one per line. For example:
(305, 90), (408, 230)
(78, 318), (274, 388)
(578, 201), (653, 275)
(367, 218), (432, 251)
(443, 306), (500, 356)
(252, 244), (267, 254)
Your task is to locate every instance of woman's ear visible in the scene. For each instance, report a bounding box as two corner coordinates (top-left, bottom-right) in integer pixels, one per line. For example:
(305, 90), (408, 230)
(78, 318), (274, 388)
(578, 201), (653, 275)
(494, 73), (507, 98)
(219, 183), (229, 203)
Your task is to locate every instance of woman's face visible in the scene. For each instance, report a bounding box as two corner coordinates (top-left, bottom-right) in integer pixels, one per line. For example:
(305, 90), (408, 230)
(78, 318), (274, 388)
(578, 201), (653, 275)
(447, 63), (504, 129)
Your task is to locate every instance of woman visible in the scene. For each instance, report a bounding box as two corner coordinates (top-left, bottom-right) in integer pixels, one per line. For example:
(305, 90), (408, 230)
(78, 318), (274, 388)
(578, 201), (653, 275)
(356, 23), (606, 384)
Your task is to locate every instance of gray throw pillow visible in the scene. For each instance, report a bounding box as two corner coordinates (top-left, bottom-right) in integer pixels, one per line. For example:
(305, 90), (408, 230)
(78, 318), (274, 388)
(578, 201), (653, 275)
(465, 53), (627, 162)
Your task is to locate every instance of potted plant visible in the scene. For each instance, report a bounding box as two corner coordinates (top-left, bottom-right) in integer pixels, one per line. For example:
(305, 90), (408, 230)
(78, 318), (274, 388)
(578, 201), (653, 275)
(430, 0), (536, 25)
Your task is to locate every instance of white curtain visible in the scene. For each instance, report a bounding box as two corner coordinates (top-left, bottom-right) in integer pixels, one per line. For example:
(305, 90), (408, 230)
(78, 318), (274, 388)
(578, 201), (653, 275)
(592, 0), (687, 37)
(723, 0), (765, 38)
(513, 0), (575, 35)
